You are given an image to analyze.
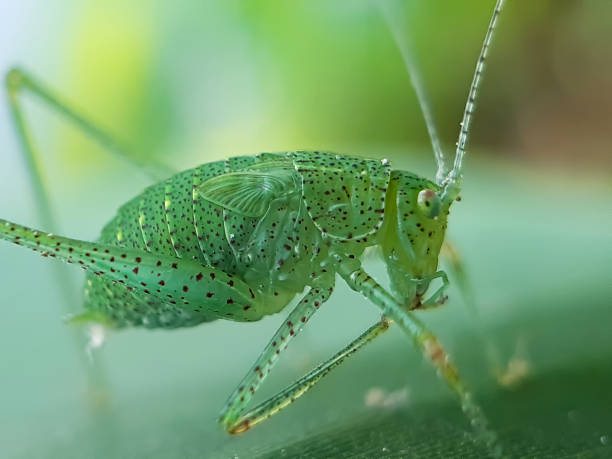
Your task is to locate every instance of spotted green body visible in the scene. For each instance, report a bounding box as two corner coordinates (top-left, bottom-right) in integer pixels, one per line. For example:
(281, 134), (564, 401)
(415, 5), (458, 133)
(77, 150), (446, 329)
(1, 1), (507, 454)
(0, 148), (453, 435)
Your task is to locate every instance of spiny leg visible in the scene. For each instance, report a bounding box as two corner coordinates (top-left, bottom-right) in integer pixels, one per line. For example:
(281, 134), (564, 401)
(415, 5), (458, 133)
(5, 68), (176, 190)
(224, 317), (391, 434)
(5, 68), (177, 406)
(219, 276), (335, 432)
(410, 270), (450, 310)
(441, 242), (526, 387)
(5, 68), (176, 317)
(336, 261), (502, 457)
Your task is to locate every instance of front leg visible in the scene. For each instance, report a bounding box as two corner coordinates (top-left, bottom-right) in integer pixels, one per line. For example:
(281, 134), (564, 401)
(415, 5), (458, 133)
(334, 258), (502, 457)
(385, 254), (449, 311)
(410, 270), (450, 310)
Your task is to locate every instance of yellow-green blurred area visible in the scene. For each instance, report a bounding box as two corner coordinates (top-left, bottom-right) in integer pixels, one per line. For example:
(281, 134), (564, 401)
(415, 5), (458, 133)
(0, 1), (611, 458)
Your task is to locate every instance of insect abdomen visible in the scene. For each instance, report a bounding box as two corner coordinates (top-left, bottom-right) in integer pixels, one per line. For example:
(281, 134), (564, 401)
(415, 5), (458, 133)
(85, 154), (317, 327)
(87, 160), (236, 327)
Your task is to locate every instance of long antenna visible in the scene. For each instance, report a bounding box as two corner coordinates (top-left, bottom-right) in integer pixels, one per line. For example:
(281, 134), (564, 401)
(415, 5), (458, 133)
(443, 0), (506, 202)
(378, 1), (447, 185)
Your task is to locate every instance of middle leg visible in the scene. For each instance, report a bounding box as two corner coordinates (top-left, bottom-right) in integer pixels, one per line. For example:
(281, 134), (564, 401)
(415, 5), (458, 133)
(219, 275), (335, 432)
(223, 316), (391, 434)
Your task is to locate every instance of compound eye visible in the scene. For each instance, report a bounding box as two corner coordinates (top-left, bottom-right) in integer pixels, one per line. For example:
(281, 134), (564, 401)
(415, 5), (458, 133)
(417, 189), (441, 218)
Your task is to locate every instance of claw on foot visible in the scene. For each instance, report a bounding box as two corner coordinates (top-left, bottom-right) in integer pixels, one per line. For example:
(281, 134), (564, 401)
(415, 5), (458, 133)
(228, 419), (250, 435)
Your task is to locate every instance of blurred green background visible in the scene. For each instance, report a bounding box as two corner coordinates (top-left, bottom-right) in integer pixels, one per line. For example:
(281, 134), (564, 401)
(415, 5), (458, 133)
(1, 1), (611, 458)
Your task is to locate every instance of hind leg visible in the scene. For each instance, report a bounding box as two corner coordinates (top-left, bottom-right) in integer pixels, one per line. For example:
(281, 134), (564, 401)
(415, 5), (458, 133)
(5, 67), (177, 312)
(4, 68), (175, 408)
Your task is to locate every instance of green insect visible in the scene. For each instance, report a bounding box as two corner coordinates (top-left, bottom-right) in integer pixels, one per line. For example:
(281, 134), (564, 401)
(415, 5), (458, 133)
(1, 0), (506, 453)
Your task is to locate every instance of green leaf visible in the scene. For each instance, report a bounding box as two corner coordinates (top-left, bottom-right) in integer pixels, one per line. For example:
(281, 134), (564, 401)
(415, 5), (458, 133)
(2, 156), (611, 459)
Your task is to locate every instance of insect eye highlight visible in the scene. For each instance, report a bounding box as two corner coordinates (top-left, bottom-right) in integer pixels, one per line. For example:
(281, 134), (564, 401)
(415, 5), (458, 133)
(417, 189), (441, 218)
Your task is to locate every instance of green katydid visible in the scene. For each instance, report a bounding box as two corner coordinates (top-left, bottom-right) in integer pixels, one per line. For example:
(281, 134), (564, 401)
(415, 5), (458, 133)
(1, 0), (507, 454)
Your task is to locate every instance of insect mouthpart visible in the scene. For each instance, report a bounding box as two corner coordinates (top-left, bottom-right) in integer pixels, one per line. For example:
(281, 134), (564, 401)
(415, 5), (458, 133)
(414, 277), (430, 297)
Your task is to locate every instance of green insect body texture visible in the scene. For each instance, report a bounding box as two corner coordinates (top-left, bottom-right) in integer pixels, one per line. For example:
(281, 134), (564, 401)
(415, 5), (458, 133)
(0, 151), (449, 330)
(1, 2), (507, 451)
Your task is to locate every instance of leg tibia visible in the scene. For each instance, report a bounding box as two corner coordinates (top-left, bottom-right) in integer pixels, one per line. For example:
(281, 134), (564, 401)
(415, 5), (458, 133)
(224, 318), (390, 434)
(219, 278), (335, 429)
(338, 265), (502, 456)
(442, 242), (517, 386)
(6, 68), (175, 181)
